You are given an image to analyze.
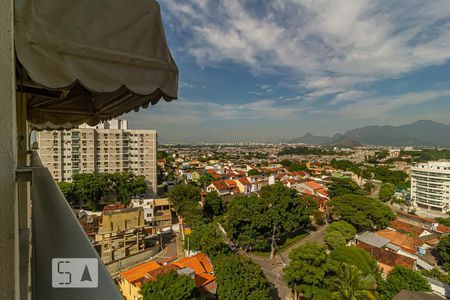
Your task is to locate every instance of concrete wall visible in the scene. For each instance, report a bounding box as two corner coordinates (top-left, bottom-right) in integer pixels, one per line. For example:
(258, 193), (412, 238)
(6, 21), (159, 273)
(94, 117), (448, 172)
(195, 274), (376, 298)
(106, 247), (159, 275)
(0, 1), (18, 298)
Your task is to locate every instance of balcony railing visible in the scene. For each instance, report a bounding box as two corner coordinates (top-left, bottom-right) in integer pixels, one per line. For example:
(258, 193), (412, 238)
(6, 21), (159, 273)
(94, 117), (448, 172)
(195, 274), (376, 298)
(31, 152), (122, 300)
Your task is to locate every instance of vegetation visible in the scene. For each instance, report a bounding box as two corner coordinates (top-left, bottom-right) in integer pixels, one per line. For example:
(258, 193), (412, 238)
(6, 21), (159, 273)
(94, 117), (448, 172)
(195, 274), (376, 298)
(330, 159), (362, 174)
(377, 266), (431, 300)
(324, 231), (347, 250)
(324, 221), (356, 249)
(328, 178), (364, 199)
(288, 162), (309, 172)
(168, 184), (206, 225)
(437, 236), (450, 271)
(247, 169), (260, 176)
(185, 224), (229, 257)
(283, 242), (336, 299)
(328, 194), (395, 231)
(362, 166), (408, 188)
(278, 147), (341, 156)
(204, 191), (224, 217)
(197, 173), (215, 188)
(213, 255), (271, 300)
(140, 270), (196, 300)
(379, 183), (396, 202)
(435, 217), (450, 227)
(421, 268), (450, 285)
(58, 172), (147, 210)
(224, 184), (316, 251)
(329, 246), (380, 277)
(330, 263), (377, 300)
(401, 149), (450, 162)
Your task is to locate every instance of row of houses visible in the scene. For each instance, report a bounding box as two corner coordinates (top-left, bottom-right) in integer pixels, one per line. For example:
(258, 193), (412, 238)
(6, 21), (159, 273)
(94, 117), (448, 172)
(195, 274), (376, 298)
(118, 253), (216, 300)
(354, 213), (450, 298)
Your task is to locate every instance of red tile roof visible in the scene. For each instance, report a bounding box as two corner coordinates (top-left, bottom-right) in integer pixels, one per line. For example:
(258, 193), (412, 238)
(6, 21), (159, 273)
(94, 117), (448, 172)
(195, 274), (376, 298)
(120, 260), (161, 284)
(357, 242), (415, 270)
(238, 178), (252, 186)
(212, 180), (228, 190)
(223, 180), (237, 187)
(303, 180), (323, 190)
(437, 224), (450, 234)
(389, 219), (426, 236)
(375, 229), (424, 254)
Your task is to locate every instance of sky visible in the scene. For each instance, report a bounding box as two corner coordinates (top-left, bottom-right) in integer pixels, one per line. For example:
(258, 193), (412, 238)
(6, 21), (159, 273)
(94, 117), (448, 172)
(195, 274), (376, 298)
(126, 0), (450, 143)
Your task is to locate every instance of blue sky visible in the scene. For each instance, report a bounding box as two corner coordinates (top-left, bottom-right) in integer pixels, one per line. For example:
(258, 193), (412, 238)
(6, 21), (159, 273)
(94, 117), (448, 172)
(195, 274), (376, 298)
(126, 0), (450, 143)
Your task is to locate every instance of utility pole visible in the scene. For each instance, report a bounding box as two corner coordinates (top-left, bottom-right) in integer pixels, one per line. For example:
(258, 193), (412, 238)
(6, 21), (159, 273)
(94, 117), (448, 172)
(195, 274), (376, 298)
(270, 225), (276, 260)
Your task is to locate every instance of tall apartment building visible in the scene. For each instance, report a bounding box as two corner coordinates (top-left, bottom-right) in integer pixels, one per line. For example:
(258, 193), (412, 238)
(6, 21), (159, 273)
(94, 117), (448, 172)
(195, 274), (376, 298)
(411, 161), (450, 212)
(36, 119), (158, 194)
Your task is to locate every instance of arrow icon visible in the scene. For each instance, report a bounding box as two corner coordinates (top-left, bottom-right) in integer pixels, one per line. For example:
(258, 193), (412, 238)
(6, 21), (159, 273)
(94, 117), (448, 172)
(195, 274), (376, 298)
(80, 265), (92, 282)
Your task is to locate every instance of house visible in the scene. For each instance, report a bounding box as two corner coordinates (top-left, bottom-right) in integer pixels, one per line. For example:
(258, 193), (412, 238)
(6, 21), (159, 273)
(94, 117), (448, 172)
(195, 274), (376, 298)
(296, 180), (329, 199)
(388, 219), (432, 238)
(207, 180), (238, 196)
(130, 198), (172, 231)
(118, 253), (216, 300)
(375, 229), (426, 255)
(235, 177), (252, 194)
(207, 169), (222, 180)
(357, 241), (416, 275)
(393, 290), (443, 300)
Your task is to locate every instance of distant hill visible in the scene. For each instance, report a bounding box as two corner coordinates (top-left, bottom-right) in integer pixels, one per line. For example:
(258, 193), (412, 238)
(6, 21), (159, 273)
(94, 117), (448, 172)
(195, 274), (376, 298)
(289, 120), (450, 147)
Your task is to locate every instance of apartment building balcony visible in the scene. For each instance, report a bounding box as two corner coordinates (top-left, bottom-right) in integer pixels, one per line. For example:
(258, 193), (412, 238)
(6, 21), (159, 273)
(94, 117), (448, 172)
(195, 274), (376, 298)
(31, 152), (123, 299)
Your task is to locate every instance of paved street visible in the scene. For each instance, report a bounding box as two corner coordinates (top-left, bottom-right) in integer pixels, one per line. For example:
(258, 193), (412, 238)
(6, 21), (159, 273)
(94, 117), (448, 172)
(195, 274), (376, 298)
(245, 225), (328, 300)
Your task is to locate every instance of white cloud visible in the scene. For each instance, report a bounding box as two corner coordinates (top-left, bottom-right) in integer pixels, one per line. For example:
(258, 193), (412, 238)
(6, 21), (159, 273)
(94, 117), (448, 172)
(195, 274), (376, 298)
(163, 0), (450, 99)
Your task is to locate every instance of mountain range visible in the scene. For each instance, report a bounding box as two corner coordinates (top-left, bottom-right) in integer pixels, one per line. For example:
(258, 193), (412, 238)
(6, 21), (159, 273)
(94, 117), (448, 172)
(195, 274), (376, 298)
(289, 120), (450, 147)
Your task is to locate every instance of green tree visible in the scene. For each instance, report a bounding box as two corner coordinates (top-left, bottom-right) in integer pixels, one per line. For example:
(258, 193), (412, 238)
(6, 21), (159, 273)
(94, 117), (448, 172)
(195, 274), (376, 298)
(436, 217), (450, 227)
(283, 242), (336, 299)
(437, 236), (450, 271)
(328, 195), (395, 231)
(247, 169), (260, 176)
(140, 270), (196, 300)
(328, 178), (364, 199)
(379, 183), (395, 202)
(204, 191), (224, 216)
(168, 184), (205, 225)
(421, 268), (450, 284)
(72, 173), (109, 211)
(378, 266), (431, 300)
(331, 263), (377, 300)
(226, 184), (315, 250)
(198, 173), (215, 188)
(57, 181), (77, 204)
(108, 172), (147, 205)
(213, 255), (271, 300)
(288, 162), (308, 172)
(327, 221), (357, 241)
(324, 230), (347, 250)
(330, 247), (381, 278)
(185, 224), (229, 257)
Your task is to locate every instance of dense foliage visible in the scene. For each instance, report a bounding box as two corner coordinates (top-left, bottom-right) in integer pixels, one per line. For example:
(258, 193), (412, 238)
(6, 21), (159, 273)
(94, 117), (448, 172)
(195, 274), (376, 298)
(401, 149), (450, 162)
(330, 159), (362, 174)
(168, 184), (206, 225)
(58, 172), (147, 210)
(328, 178), (364, 199)
(185, 224), (230, 257)
(197, 173), (215, 188)
(437, 236), (450, 271)
(328, 195), (395, 231)
(379, 183), (396, 202)
(224, 184), (316, 250)
(421, 268), (450, 285)
(213, 255), (271, 300)
(324, 221), (356, 249)
(140, 270), (196, 300)
(247, 169), (261, 176)
(283, 243), (378, 299)
(288, 162), (309, 172)
(435, 217), (450, 227)
(329, 246), (380, 277)
(362, 166), (408, 188)
(278, 147), (340, 156)
(204, 191), (224, 217)
(377, 266), (431, 300)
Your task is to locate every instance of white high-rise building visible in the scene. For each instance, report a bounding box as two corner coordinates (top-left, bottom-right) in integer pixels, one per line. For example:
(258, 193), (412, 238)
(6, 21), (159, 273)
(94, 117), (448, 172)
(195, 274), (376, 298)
(411, 161), (450, 212)
(36, 119), (158, 194)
